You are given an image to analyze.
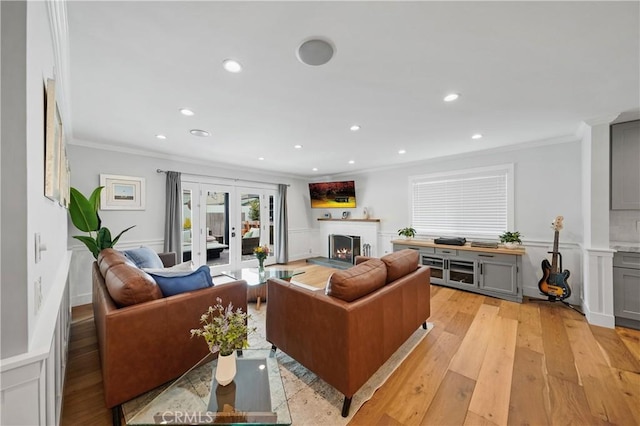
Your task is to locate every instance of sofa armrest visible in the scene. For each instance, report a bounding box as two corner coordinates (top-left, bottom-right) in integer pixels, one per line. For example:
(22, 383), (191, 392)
(159, 252), (177, 267)
(354, 255), (373, 265)
(95, 276), (247, 407)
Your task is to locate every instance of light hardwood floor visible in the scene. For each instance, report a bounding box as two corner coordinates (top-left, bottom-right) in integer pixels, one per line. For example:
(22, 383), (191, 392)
(62, 261), (640, 425)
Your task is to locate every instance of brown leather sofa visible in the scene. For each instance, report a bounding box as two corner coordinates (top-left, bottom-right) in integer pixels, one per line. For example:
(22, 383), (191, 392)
(92, 249), (248, 413)
(266, 249), (430, 417)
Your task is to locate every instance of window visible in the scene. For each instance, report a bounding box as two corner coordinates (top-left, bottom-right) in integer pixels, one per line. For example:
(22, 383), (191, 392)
(410, 164), (514, 237)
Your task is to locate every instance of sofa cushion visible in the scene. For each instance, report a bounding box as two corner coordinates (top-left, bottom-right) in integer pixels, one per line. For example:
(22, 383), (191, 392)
(381, 249), (419, 283)
(148, 265), (214, 297)
(105, 263), (163, 307)
(326, 259), (387, 302)
(122, 246), (164, 269)
(98, 248), (131, 277)
(142, 260), (194, 275)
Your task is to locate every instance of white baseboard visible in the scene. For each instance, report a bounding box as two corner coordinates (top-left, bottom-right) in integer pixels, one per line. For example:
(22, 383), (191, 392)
(72, 293), (92, 307)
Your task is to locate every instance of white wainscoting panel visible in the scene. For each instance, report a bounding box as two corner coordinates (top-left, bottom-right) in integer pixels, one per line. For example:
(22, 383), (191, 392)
(1, 251), (71, 426)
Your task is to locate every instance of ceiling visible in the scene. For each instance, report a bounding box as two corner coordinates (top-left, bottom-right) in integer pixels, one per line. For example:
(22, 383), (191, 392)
(65, 1), (640, 178)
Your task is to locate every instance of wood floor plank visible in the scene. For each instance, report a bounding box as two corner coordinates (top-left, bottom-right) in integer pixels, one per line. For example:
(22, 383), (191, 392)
(467, 315), (518, 425)
(516, 302), (544, 353)
(420, 370), (476, 426)
(590, 324), (640, 373)
(444, 311), (475, 338)
(547, 375), (611, 426)
(507, 346), (551, 426)
(611, 368), (640, 426)
(498, 299), (520, 320)
(564, 318), (635, 424)
(539, 303), (580, 384)
(449, 304), (500, 380)
(616, 326), (640, 362)
(357, 330), (463, 425)
(464, 410), (498, 426)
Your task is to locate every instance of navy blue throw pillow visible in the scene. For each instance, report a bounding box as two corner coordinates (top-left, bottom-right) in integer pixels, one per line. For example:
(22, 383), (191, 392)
(148, 265), (214, 297)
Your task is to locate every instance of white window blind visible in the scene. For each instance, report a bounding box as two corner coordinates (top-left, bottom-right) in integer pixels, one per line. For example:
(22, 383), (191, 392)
(411, 165), (513, 237)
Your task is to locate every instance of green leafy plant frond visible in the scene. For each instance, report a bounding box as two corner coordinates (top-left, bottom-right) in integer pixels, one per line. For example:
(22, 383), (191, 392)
(68, 186), (135, 258)
(190, 298), (256, 356)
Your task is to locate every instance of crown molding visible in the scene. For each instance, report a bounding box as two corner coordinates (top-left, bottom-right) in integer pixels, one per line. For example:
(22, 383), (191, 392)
(328, 133), (579, 179)
(69, 137), (306, 182)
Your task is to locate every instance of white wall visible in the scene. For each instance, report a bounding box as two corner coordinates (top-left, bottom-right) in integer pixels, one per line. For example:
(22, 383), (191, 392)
(1, 0), (69, 358)
(321, 139), (585, 303)
(1, 2), (73, 424)
(67, 144), (314, 305)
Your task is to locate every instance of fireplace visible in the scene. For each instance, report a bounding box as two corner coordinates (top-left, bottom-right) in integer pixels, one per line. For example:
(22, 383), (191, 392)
(329, 234), (361, 264)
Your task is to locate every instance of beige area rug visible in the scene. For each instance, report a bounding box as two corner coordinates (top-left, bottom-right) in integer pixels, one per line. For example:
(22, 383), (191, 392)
(123, 300), (432, 425)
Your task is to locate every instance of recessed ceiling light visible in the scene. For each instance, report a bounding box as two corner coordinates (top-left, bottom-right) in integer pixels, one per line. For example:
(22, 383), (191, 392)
(348, 160), (355, 164)
(312, 167), (318, 171)
(258, 157), (265, 161)
(398, 149), (406, 154)
(350, 124), (361, 132)
(189, 129), (209, 137)
(443, 93), (460, 102)
(222, 59), (242, 73)
(471, 133), (483, 139)
(180, 108), (195, 116)
(294, 144), (303, 149)
(156, 134), (167, 140)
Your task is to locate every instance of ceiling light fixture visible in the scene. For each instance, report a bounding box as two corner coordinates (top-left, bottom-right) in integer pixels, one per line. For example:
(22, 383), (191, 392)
(348, 160), (355, 164)
(180, 108), (195, 116)
(222, 59), (242, 73)
(155, 134), (167, 140)
(312, 167), (318, 171)
(471, 133), (483, 139)
(350, 124), (361, 132)
(294, 144), (303, 149)
(297, 37), (335, 66)
(398, 149), (406, 154)
(189, 129), (209, 137)
(443, 93), (460, 102)
(258, 157), (265, 161)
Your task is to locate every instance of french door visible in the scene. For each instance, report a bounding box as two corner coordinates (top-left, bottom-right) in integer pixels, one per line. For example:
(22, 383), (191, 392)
(181, 182), (276, 275)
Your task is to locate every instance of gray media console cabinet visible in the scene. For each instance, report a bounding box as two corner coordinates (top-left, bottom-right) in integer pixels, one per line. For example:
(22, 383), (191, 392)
(392, 239), (525, 303)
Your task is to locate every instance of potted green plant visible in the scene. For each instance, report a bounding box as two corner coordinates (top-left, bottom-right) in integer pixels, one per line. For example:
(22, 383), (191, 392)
(499, 231), (522, 248)
(398, 227), (417, 239)
(68, 186), (135, 259)
(190, 298), (256, 386)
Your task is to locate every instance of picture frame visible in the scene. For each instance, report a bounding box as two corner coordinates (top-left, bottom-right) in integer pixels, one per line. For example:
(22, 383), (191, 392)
(45, 78), (62, 202)
(99, 174), (146, 210)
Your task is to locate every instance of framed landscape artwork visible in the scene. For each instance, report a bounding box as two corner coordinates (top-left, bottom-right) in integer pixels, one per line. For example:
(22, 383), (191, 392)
(99, 174), (146, 210)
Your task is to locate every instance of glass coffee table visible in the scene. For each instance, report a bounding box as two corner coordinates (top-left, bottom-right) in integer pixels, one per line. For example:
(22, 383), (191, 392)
(221, 268), (304, 310)
(127, 349), (291, 425)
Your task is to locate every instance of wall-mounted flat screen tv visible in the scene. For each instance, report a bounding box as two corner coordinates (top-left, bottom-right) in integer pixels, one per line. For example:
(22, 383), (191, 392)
(309, 180), (357, 208)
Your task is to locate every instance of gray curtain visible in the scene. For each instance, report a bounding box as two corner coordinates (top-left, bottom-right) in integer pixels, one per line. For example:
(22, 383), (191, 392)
(275, 184), (288, 263)
(163, 171), (182, 260)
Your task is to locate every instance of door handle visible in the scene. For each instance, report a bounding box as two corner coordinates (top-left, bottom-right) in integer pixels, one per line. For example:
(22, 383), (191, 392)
(231, 232), (236, 237)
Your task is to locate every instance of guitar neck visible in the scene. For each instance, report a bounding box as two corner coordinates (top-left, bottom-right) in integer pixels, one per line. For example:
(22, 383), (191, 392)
(551, 230), (559, 273)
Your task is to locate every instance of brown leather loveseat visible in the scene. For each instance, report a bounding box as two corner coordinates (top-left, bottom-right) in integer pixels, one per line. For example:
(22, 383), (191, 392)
(266, 249), (430, 417)
(92, 248), (248, 413)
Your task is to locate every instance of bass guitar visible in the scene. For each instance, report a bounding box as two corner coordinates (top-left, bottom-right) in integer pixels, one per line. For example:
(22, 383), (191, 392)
(538, 216), (571, 300)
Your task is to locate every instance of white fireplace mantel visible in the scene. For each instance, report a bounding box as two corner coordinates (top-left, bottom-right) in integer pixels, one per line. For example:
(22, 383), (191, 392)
(317, 218), (381, 258)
